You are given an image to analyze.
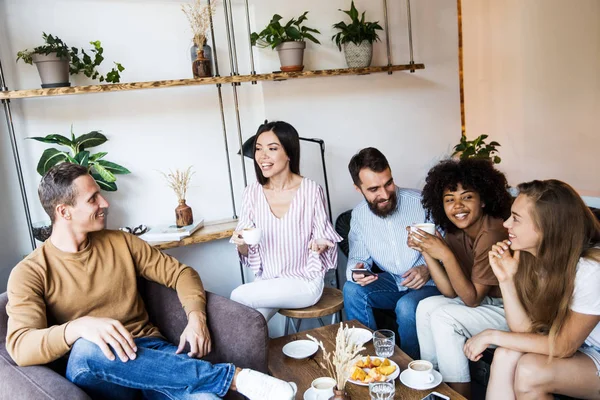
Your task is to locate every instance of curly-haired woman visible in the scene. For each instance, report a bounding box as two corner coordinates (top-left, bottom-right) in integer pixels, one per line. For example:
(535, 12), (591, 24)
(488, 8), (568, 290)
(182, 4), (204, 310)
(464, 180), (600, 399)
(409, 158), (512, 398)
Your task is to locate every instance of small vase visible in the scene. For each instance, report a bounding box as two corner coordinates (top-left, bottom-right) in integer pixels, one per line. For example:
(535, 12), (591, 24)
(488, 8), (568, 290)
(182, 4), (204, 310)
(175, 200), (193, 227)
(192, 49), (211, 78)
(329, 388), (351, 400)
(190, 43), (213, 76)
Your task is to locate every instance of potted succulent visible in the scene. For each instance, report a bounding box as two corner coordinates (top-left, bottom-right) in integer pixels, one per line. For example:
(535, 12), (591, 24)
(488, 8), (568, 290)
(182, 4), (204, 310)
(332, 1), (383, 68)
(452, 134), (502, 164)
(17, 33), (125, 88)
(250, 11), (320, 72)
(28, 127), (131, 241)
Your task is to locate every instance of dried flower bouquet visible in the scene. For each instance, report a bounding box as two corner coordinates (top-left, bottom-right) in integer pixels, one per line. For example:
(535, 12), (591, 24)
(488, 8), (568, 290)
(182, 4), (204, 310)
(181, 0), (218, 49)
(160, 166), (195, 202)
(307, 322), (366, 391)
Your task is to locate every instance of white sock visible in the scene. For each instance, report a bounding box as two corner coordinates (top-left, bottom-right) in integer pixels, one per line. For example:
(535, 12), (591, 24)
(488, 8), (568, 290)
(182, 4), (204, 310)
(235, 368), (297, 400)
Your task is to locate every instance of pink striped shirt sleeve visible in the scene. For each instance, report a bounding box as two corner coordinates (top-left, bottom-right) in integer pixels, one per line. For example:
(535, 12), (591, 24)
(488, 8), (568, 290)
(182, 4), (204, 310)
(233, 178), (342, 280)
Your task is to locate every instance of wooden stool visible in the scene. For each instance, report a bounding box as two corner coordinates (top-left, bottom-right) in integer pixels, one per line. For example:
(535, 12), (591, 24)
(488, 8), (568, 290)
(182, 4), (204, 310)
(279, 287), (344, 335)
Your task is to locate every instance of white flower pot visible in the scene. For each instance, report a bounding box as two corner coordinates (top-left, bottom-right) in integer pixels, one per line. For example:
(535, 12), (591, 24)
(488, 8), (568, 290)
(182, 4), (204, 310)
(275, 41), (306, 72)
(343, 41), (373, 68)
(31, 53), (70, 88)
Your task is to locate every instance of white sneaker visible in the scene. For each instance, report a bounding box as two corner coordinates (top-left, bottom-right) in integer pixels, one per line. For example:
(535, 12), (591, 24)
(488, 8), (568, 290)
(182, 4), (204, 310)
(235, 368), (297, 400)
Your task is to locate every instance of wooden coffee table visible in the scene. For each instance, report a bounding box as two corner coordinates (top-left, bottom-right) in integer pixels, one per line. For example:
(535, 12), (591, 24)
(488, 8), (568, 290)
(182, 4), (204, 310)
(268, 320), (466, 400)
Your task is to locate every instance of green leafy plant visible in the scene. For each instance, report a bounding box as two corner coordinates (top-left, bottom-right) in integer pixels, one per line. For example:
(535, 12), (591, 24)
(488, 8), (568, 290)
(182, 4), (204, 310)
(28, 127), (131, 191)
(16, 33), (125, 83)
(452, 134), (502, 164)
(332, 1), (383, 51)
(250, 12), (321, 49)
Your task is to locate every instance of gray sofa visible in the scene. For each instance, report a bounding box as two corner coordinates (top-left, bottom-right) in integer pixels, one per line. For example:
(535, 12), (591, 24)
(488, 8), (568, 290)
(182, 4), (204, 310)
(0, 279), (268, 400)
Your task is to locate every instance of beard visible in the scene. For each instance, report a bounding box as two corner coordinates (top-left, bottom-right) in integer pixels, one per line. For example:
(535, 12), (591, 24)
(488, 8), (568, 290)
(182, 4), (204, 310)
(366, 190), (398, 218)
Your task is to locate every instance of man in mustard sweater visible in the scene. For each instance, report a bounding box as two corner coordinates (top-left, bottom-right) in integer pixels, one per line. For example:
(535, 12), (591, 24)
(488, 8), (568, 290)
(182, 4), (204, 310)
(5, 163), (296, 400)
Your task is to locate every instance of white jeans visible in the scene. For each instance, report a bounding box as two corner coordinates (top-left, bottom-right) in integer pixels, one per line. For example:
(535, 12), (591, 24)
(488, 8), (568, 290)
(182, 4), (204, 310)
(230, 276), (324, 321)
(416, 295), (508, 383)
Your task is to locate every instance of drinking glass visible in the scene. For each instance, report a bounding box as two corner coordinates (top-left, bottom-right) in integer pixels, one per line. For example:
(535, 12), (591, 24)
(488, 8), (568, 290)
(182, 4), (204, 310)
(373, 329), (395, 358)
(369, 381), (395, 400)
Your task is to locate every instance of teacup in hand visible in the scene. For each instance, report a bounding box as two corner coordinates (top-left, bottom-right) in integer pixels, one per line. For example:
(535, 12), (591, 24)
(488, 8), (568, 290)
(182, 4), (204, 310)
(410, 223), (436, 241)
(241, 228), (262, 245)
(311, 377), (336, 400)
(405, 360), (435, 386)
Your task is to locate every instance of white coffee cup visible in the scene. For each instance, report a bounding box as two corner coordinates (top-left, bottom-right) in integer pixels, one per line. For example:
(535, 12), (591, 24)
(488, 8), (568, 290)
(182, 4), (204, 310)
(241, 228), (262, 245)
(311, 377), (336, 400)
(410, 223), (436, 236)
(406, 360), (435, 386)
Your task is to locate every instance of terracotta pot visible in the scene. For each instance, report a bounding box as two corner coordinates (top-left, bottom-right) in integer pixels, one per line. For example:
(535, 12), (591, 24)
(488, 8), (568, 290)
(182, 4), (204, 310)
(175, 200), (193, 227)
(275, 41), (306, 72)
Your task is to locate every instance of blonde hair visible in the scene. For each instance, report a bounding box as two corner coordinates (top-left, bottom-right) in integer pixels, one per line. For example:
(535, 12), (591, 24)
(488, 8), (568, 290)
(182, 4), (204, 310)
(514, 180), (600, 357)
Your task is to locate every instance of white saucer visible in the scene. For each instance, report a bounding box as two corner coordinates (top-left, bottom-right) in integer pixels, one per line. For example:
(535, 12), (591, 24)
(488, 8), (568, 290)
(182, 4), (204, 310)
(347, 328), (372, 346)
(399, 369), (443, 390)
(282, 340), (318, 359)
(303, 387), (325, 400)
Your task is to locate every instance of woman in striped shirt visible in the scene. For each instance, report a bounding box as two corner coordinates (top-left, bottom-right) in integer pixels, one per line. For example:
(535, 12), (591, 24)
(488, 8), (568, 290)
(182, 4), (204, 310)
(230, 121), (342, 322)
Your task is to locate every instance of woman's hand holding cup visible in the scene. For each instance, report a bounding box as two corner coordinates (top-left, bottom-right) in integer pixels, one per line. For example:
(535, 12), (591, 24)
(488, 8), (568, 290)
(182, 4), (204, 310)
(407, 224), (450, 261)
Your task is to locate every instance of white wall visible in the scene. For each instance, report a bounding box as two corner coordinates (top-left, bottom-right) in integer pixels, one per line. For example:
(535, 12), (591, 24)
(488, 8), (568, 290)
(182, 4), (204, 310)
(462, 0), (600, 197)
(0, 0), (461, 334)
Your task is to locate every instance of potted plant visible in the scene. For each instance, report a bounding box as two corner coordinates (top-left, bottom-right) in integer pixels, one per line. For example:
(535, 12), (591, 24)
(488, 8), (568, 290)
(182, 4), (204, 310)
(17, 33), (125, 88)
(28, 127), (131, 241)
(250, 11), (320, 72)
(452, 134), (502, 164)
(332, 1), (383, 68)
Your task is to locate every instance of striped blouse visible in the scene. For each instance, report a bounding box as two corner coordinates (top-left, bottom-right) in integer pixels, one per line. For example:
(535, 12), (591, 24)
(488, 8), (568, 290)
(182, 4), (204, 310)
(233, 178), (342, 280)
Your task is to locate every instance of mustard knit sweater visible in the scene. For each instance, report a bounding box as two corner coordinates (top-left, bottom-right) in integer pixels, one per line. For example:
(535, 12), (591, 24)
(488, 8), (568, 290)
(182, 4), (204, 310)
(6, 230), (206, 367)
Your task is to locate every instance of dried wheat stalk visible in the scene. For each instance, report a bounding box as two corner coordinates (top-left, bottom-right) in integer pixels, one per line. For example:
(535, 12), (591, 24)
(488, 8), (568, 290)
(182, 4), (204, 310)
(181, 0), (219, 48)
(307, 322), (366, 391)
(160, 166), (195, 202)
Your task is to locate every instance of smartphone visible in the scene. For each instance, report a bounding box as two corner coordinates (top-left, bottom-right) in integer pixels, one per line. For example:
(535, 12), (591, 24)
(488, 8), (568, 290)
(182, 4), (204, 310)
(420, 392), (450, 400)
(350, 268), (377, 277)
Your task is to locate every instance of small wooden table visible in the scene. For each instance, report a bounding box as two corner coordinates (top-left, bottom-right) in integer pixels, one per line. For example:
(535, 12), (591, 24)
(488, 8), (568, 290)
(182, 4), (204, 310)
(268, 320), (466, 400)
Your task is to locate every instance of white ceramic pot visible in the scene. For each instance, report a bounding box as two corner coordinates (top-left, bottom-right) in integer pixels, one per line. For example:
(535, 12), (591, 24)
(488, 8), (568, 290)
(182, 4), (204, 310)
(275, 41), (306, 72)
(31, 53), (70, 88)
(343, 41), (373, 68)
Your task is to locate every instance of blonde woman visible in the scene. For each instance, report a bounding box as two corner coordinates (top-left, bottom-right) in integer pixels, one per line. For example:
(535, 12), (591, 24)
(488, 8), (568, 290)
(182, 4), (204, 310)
(464, 180), (600, 399)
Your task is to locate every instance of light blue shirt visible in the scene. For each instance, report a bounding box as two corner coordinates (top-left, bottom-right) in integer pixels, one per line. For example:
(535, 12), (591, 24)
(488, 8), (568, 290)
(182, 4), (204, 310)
(346, 187), (436, 291)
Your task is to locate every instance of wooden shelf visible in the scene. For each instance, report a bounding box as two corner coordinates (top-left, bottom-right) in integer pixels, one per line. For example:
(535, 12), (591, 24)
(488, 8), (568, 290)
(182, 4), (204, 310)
(0, 63), (425, 100)
(151, 219), (238, 250)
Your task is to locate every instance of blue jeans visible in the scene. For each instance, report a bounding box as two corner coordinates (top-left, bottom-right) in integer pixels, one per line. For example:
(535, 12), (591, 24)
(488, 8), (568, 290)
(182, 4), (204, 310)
(66, 337), (233, 400)
(343, 272), (440, 360)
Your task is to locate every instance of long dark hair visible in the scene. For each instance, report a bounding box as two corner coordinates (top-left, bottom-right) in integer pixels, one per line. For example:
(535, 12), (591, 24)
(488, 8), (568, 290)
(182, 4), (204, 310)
(253, 121), (301, 185)
(421, 158), (512, 233)
(514, 180), (600, 357)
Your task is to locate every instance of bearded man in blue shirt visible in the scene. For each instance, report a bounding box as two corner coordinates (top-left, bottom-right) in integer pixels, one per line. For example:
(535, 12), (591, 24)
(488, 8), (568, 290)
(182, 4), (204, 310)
(343, 147), (440, 359)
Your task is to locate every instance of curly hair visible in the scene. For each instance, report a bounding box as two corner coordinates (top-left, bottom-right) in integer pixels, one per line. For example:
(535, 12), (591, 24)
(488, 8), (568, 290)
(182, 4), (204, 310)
(421, 158), (512, 233)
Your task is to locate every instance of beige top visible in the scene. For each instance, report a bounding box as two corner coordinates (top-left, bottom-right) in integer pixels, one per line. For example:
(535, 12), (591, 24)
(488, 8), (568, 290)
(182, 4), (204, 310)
(6, 230), (206, 367)
(445, 215), (507, 298)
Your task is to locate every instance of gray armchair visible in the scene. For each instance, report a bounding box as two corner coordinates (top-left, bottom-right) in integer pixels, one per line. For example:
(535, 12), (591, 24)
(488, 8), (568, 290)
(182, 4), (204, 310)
(0, 279), (269, 400)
